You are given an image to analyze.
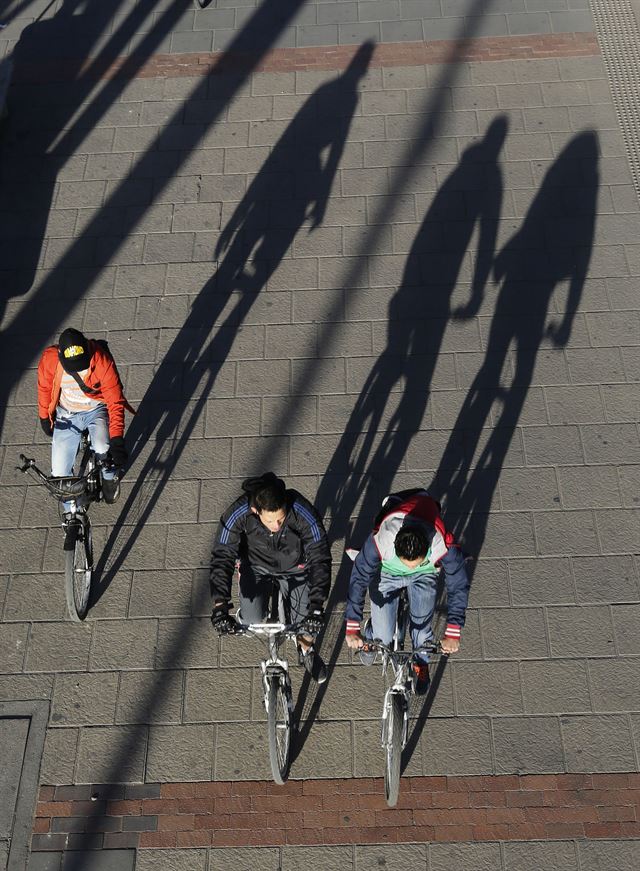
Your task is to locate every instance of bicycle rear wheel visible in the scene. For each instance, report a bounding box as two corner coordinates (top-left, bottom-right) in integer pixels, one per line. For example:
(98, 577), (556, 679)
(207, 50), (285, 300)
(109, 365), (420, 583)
(384, 693), (404, 807)
(64, 516), (93, 621)
(267, 672), (292, 784)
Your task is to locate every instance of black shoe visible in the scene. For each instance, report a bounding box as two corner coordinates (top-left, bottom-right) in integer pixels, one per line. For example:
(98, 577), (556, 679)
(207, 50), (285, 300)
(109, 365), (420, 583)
(301, 646), (327, 685)
(101, 477), (120, 504)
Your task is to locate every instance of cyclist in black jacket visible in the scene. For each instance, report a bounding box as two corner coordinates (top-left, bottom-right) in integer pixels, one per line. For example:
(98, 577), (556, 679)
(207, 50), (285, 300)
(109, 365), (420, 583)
(209, 472), (331, 683)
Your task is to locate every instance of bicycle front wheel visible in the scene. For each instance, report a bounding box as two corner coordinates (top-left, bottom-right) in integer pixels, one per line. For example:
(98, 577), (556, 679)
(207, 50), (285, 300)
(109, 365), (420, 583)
(384, 693), (404, 807)
(64, 517), (93, 621)
(267, 673), (292, 785)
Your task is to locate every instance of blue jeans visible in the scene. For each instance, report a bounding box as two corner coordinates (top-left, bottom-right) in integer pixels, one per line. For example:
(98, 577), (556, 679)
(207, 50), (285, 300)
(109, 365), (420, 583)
(236, 559), (310, 626)
(52, 405), (116, 481)
(366, 570), (438, 664)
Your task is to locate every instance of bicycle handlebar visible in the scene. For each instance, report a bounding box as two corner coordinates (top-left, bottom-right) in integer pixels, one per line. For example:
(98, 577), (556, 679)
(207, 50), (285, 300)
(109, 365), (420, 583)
(363, 639), (444, 658)
(16, 454), (100, 500)
(233, 620), (304, 639)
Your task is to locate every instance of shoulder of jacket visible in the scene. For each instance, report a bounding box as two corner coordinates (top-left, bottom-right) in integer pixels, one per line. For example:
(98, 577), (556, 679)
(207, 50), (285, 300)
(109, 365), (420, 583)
(41, 346), (59, 365)
(223, 495), (251, 523)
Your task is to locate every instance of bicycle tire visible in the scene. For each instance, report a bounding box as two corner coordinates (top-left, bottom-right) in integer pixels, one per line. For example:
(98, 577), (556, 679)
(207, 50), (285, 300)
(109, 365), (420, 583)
(64, 516), (93, 621)
(384, 693), (404, 807)
(267, 672), (292, 785)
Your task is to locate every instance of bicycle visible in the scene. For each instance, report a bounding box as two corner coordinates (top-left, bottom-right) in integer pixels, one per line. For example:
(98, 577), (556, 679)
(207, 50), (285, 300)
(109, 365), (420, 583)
(17, 430), (109, 621)
(231, 585), (303, 784)
(361, 588), (444, 807)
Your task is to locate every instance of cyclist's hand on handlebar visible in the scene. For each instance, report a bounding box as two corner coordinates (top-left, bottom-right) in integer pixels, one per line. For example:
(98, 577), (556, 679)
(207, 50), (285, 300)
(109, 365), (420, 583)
(300, 607), (324, 636)
(39, 416), (54, 437)
(345, 631), (365, 650)
(440, 636), (460, 655)
(210, 600), (239, 636)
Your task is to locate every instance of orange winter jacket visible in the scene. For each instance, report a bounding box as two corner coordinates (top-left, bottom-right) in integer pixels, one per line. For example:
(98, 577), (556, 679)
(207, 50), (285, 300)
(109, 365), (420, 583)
(37, 341), (133, 438)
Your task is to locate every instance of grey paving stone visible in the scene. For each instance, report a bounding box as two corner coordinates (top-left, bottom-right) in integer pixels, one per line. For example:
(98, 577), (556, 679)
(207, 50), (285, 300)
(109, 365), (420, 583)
(550, 8), (593, 32)
(453, 662), (523, 715)
(581, 423), (640, 465)
(184, 667), (252, 723)
(90, 620), (158, 671)
(40, 728), (79, 785)
(533, 511), (600, 558)
(521, 659), (592, 714)
(155, 617), (218, 669)
(290, 721), (354, 778)
(596, 509), (640, 554)
(420, 717), (494, 776)
(498, 467), (560, 511)
(129, 569), (193, 617)
(547, 605), (615, 657)
(282, 846), (352, 871)
(116, 670), (184, 725)
(479, 607), (549, 659)
(561, 714), (636, 772)
(557, 466), (622, 510)
(137, 849), (208, 870)
(147, 723), (213, 781)
(210, 847), (280, 871)
(430, 843), (502, 871)
(51, 672), (118, 726)
(0, 529), (47, 574)
(356, 845), (426, 870)
(588, 659), (640, 713)
(0, 673), (53, 701)
(353, 718), (422, 778)
(611, 603), (640, 655)
(25, 623), (92, 674)
(3, 573), (67, 622)
(60, 849), (134, 870)
(76, 725), (147, 783)
(577, 840), (640, 871)
(215, 721), (271, 780)
(27, 854), (63, 871)
(571, 554), (639, 603)
(503, 841), (578, 871)
(493, 716), (564, 773)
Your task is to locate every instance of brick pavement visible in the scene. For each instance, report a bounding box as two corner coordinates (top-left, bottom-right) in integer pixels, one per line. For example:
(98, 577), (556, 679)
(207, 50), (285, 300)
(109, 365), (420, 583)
(1, 0), (640, 868)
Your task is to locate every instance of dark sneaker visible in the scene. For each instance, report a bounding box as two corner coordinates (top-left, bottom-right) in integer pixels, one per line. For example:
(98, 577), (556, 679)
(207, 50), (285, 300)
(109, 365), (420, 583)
(412, 662), (430, 696)
(101, 477), (120, 504)
(300, 646), (327, 684)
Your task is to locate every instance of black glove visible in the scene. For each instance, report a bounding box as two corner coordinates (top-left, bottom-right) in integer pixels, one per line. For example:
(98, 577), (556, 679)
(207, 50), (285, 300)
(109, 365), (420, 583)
(300, 607), (325, 636)
(40, 416), (54, 437)
(210, 600), (239, 636)
(108, 436), (128, 468)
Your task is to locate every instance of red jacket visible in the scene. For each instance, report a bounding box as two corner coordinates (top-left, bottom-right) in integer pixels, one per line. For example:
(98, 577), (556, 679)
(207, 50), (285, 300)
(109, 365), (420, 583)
(37, 341), (131, 438)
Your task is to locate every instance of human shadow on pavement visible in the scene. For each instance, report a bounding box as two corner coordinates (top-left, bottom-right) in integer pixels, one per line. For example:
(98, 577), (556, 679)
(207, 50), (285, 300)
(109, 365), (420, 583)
(291, 117), (508, 760)
(0, 0), (175, 321)
(92, 43), (374, 600)
(0, 0), (311, 441)
(402, 129), (600, 769)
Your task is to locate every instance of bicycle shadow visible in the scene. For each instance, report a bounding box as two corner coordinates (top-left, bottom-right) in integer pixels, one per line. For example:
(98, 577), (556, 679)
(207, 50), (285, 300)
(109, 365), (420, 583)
(291, 117), (508, 762)
(402, 130), (600, 769)
(90, 42), (375, 602)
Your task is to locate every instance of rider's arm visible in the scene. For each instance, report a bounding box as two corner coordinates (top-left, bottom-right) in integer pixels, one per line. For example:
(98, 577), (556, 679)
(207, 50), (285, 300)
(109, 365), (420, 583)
(345, 534), (381, 635)
(37, 347), (57, 420)
(438, 545), (470, 641)
(209, 497), (249, 602)
(292, 496), (331, 609)
(96, 348), (126, 438)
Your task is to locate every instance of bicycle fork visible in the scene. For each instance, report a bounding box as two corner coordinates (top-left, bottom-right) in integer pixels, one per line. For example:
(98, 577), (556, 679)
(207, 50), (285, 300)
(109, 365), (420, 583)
(381, 687), (409, 749)
(260, 658), (293, 715)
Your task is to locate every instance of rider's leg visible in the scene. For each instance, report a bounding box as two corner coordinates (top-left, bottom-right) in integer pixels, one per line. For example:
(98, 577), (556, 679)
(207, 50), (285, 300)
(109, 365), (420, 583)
(86, 405), (120, 503)
(369, 571), (402, 647)
(51, 409), (83, 515)
(279, 572), (327, 684)
(237, 560), (270, 625)
(407, 573), (438, 665)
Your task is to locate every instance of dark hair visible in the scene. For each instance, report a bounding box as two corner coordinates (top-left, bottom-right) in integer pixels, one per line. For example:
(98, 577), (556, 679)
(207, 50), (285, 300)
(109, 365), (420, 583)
(243, 473), (286, 513)
(394, 526), (428, 561)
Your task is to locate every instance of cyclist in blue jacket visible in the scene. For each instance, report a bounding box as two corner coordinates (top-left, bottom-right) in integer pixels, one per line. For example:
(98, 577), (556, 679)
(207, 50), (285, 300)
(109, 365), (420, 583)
(345, 488), (469, 693)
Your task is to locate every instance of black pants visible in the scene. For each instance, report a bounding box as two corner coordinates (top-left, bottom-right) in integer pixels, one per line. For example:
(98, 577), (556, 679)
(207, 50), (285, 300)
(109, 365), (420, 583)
(237, 559), (310, 626)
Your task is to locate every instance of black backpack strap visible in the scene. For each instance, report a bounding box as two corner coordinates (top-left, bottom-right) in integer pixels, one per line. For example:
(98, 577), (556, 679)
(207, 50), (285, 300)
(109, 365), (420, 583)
(69, 370), (100, 396)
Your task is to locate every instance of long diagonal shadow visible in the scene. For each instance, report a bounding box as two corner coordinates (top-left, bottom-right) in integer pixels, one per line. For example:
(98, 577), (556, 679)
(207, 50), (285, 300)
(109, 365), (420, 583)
(0, 0), (311, 433)
(1, 0), (189, 317)
(400, 130), (601, 767)
(93, 44), (374, 597)
(45, 0), (496, 817)
(291, 115), (508, 759)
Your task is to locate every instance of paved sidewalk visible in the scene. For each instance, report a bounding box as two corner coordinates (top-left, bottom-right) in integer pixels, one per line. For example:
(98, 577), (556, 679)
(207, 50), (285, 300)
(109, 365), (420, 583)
(1, 0), (639, 869)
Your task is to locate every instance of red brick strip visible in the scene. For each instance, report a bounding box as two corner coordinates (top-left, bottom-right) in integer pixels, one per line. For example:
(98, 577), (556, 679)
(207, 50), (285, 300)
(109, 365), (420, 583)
(32, 773), (640, 850)
(12, 32), (600, 83)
